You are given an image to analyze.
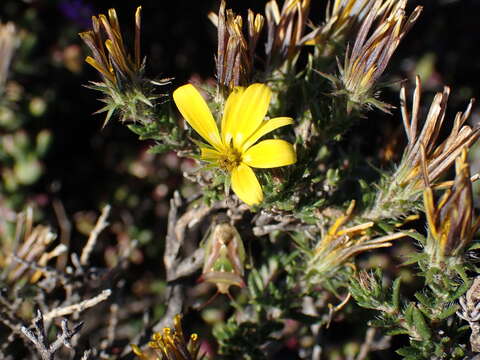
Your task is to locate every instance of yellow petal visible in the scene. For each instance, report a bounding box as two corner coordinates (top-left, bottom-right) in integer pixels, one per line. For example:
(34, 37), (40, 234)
(231, 164), (263, 206)
(423, 187), (439, 240)
(241, 117), (294, 152)
(221, 86), (245, 145)
(231, 83), (271, 149)
(85, 56), (115, 83)
(173, 84), (223, 150)
(242, 139), (296, 168)
(200, 147), (222, 162)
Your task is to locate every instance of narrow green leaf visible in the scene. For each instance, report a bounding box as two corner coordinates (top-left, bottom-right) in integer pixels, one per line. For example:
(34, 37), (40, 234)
(358, 179), (369, 190)
(453, 264), (470, 284)
(386, 328), (410, 336)
(248, 269), (264, 300)
(377, 221), (394, 233)
(103, 107), (116, 128)
(404, 230), (426, 243)
(148, 144), (175, 154)
(449, 281), (471, 302)
(414, 292), (433, 308)
(369, 318), (392, 328)
(451, 346), (465, 358)
(437, 304), (459, 320)
(402, 252), (425, 266)
(397, 346), (422, 357)
(404, 303), (416, 327)
(392, 277), (402, 312)
(405, 355), (423, 360)
(136, 93), (153, 107)
(467, 241), (480, 251)
(128, 123), (144, 135)
(412, 306), (431, 340)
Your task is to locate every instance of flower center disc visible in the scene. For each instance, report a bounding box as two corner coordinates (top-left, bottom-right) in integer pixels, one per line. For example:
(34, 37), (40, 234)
(219, 147), (242, 172)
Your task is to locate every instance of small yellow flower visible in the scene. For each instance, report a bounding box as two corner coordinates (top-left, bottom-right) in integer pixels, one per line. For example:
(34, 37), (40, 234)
(131, 314), (201, 360)
(307, 200), (407, 282)
(173, 83), (296, 206)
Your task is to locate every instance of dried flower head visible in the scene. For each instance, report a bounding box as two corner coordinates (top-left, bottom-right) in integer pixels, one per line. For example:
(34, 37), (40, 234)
(131, 315), (201, 360)
(209, 1), (264, 92)
(323, 0), (422, 112)
(80, 7), (142, 85)
(304, 0), (374, 54)
(0, 21), (17, 93)
(398, 76), (480, 189)
(80, 7), (163, 125)
(173, 83), (296, 206)
(265, 0), (311, 71)
(363, 77), (480, 222)
(3, 208), (66, 284)
(307, 200), (406, 281)
(423, 148), (480, 266)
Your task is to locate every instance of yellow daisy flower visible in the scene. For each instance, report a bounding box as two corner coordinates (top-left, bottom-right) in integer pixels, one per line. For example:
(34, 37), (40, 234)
(173, 83), (297, 206)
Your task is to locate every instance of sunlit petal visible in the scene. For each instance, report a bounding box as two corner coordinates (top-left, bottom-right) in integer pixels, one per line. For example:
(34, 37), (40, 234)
(200, 147), (223, 162)
(173, 84), (223, 150)
(243, 139), (296, 168)
(231, 164), (263, 206)
(242, 117), (294, 151)
(221, 86), (245, 145)
(233, 84), (271, 149)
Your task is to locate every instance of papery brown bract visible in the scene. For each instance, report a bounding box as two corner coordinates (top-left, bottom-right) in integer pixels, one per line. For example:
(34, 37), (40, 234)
(209, 1), (264, 92)
(423, 148), (480, 266)
(320, 0), (422, 113)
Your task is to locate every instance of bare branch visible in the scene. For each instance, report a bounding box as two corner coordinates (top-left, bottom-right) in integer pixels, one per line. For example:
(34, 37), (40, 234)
(21, 309), (83, 360)
(152, 284), (184, 332)
(169, 247), (205, 281)
(106, 303), (119, 348)
(12, 255), (70, 285)
(165, 191), (210, 281)
(43, 289), (112, 322)
(48, 318), (84, 352)
(80, 205), (111, 266)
